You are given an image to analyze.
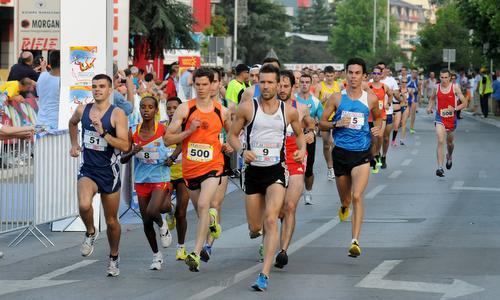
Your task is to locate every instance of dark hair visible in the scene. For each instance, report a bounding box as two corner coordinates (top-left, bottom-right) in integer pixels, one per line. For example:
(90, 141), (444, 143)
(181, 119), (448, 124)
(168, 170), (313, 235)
(92, 74), (113, 86)
(259, 64), (280, 82)
(124, 68), (131, 77)
(49, 50), (60, 69)
(280, 70), (295, 87)
(262, 57), (281, 68)
(377, 61), (386, 67)
(144, 73), (154, 82)
(211, 67), (223, 81)
(346, 58), (367, 74)
(440, 68), (451, 75)
(141, 95), (158, 108)
(167, 96), (182, 105)
(372, 65), (382, 72)
(493, 74), (497, 81)
(324, 66), (335, 73)
(193, 67), (214, 83)
(300, 73), (312, 82)
(19, 77), (32, 86)
(138, 68), (145, 75)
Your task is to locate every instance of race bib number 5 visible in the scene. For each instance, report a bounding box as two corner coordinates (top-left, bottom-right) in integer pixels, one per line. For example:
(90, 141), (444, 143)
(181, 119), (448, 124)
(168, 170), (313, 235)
(341, 111), (365, 130)
(440, 108), (454, 118)
(83, 131), (108, 151)
(187, 143), (213, 162)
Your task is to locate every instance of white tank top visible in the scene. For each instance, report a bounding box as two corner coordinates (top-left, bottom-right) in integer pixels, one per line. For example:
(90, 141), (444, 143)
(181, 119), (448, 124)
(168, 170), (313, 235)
(245, 98), (286, 167)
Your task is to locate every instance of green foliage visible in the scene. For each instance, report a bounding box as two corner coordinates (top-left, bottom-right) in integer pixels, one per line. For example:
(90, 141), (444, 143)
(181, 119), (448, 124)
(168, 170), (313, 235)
(215, 0), (292, 64)
(414, 4), (482, 72)
(130, 0), (196, 59)
(328, 0), (403, 67)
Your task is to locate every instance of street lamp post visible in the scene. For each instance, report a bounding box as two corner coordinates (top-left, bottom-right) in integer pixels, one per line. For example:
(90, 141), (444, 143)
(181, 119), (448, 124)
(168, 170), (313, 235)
(373, 0), (376, 53)
(387, 0), (390, 45)
(233, 0), (238, 61)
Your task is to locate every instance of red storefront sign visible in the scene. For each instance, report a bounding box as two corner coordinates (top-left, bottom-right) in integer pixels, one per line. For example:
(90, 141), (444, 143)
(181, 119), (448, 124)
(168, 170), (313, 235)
(178, 56), (201, 68)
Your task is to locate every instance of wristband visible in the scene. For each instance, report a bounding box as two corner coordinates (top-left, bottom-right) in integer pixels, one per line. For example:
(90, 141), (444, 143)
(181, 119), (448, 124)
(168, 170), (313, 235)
(100, 130), (108, 138)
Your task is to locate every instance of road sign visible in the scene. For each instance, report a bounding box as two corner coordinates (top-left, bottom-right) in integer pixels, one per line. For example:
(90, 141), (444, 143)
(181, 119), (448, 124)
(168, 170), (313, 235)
(443, 49), (456, 63)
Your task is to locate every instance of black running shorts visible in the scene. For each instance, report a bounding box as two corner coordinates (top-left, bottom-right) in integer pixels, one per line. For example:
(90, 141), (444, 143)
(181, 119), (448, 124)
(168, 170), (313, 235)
(242, 162), (288, 195)
(331, 146), (371, 177)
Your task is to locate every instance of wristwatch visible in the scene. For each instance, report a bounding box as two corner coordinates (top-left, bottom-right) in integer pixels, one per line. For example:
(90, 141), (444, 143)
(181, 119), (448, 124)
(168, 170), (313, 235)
(100, 130), (108, 138)
(332, 121), (337, 129)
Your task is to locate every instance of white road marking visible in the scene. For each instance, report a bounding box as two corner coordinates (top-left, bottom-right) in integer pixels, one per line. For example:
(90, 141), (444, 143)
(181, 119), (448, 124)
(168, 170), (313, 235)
(0, 260), (98, 296)
(388, 170), (402, 179)
(451, 181), (500, 192)
(411, 149), (419, 155)
(365, 185), (386, 199)
(401, 159), (412, 166)
(356, 260), (484, 299)
(185, 218), (341, 300)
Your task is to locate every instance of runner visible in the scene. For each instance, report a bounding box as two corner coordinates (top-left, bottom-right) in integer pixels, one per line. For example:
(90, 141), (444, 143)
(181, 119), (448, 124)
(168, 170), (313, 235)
(249, 64), (261, 86)
(398, 77), (411, 145)
(314, 66), (340, 181)
(407, 68), (421, 134)
(228, 64), (306, 291)
(275, 70), (315, 268)
(120, 96), (175, 270)
(296, 73), (324, 204)
(165, 67), (232, 272)
(164, 96), (190, 261)
(199, 67), (235, 263)
(320, 58), (382, 258)
(426, 69), (467, 177)
(69, 74), (129, 277)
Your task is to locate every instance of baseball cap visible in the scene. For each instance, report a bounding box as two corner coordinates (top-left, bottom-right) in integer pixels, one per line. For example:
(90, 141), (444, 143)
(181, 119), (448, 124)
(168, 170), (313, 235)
(235, 64), (250, 75)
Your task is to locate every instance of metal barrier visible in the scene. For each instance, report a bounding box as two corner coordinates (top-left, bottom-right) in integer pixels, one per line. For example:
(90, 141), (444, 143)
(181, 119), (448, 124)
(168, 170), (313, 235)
(0, 131), (80, 247)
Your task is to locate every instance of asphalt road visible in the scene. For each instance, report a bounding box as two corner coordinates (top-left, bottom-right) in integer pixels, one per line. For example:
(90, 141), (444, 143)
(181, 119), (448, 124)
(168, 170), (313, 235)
(0, 112), (499, 300)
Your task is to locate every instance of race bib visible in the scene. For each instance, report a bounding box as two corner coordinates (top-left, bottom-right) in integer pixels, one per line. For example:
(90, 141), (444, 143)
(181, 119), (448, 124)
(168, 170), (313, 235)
(136, 147), (160, 164)
(187, 142), (213, 162)
(251, 142), (281, 163)
(83, 131), (108, 151)
(440, 109), (454, 118)
(342, 111), (365, 130)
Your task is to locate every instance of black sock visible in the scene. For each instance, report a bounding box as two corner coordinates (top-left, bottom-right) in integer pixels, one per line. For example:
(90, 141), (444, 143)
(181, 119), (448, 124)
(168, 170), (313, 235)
(392, 130), (398, 141)
(110, 254), (119, 261)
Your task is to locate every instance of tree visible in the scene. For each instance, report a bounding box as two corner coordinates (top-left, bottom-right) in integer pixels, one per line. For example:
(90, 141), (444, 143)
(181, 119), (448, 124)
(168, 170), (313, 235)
(215, 0), (292, 64)
(414, 4), (482, 73)
(328, 0), (403, 67)
(130, 0), (196, 59)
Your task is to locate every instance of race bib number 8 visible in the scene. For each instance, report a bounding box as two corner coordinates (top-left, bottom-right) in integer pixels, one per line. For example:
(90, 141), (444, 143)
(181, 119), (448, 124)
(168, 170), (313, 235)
(83, 131), (108, 151)
(342, 111), (365, 130)
(251, 142), (281, 163)
(136, 148), (160, 164)
(440, 109), (454, 118)
(187, 143), (213, 162)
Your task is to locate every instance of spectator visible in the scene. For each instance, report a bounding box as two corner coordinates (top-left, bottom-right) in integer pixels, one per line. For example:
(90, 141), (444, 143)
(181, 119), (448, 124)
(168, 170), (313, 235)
(0, 123), (34, 140)
(0, 78), (34, 103)
(112, 63), (135, 116)
(226, 64), (250, 105)
(179, 67), (193, 100)
(8, 51), (45, 82)
(477, 67), (493, 118)
(492, 74), (500, 116)
(36, 50), (60, 130)
(164, 62), (178, 99)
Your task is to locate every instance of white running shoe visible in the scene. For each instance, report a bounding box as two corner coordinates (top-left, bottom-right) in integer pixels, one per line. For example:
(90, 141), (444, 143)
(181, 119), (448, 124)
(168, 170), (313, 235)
(107, 256), (120, 277)
(159, 222), (172, 248)
(0, 251), (3, 258)
(80, 231), (99, 257)
(327, 168), (335, 181)
(304, 192), (313, 205)
(149, 252), (163, 270)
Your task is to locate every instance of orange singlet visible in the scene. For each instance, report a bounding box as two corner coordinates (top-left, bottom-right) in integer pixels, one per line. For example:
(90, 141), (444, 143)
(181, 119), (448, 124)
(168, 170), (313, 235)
(181, 99), (224, 180)
(368, 82), (387, 121)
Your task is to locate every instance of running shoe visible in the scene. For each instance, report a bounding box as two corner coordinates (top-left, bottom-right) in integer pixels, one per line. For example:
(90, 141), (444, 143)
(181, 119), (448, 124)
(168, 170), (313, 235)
(348, 240), (361, 258)
(399, 140), (406, 146)
(258, 244), (264, 263)
(410, 128), (415, 134)
(274, 250), (288, 269)
(375, 156), (382, 167)
(327, 168), (335, 181)
(338, 205), (350, 222)
(166, 205), (176, 231)
(304, 192), (313, 205)
(436, 167), (445, 177)
(251, 273), (269, 291)
(149, 252), (163, 270)
(159, 222), (172, 248)
(107, 256), (120, 277)
(176, 246), (187, 260)
(380, 156), (387, 169)
(371, 165), (379, 174)
(185, 252), (200, 272)
(446, 154), (452, 170)
(0, 251), (3, 259)
(208, 208), (221, 239)
(249, 230), (262, 239)
(200, 245), (212, 262)
(81, 231), (99, 257)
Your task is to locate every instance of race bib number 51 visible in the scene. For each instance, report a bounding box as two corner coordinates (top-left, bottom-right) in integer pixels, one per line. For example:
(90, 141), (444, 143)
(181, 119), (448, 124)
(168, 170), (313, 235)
(83, 131), (108, 151)
(341, 111), (365, 130)
(187, 143), (213, 162)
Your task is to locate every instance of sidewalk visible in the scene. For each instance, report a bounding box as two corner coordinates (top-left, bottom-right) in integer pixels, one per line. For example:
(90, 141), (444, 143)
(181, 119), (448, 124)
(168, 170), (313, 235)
(462, 109), (500, 128)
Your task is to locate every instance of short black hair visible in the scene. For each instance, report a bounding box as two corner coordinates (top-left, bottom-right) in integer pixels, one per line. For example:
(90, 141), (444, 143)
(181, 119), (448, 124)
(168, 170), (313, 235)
(138, 68), (145, 75)
(49, 50), (60, 69)
(259, 64), (280, 82)
(92, 74), (113, 86)
(144, 73), (154, 82)
(141, 95), (158, 108)
(19, 77), (32, 86)
(167, 96), (182, 105)
(193, 67), (214, 83)
(440, 68), (451, 75)
(324, 66), (335, 74)
(300, 73), (312, 82)
(262, 57), (281, 68)
(280, 70), (295, 87)
(211, 67), (223, 81)
(346, 58), (367, 74)
(372, 65), (382, 72)
(377, 61), (386, 67)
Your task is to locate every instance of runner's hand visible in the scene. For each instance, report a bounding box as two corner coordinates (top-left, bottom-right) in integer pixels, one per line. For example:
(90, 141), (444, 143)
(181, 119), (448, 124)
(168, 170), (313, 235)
(426, 106), (433, 114)
(70, 145), (81, 157)
(304, 131), (314, 144)
(337, 116), (351, 128)
(293, 149), (306, 163)
(189, 118), (201, 133)
(242, 150), (256, 163)
(222, 143), (234, 153)
(164, 157), (175, 167)
(131, 144), (143, 154)
(370, 126), (382, 137)
(90, 116), (104, 135)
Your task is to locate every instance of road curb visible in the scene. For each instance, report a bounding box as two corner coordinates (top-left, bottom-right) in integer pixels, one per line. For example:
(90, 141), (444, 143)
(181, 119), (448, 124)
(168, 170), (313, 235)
(462, 111), (500, 128)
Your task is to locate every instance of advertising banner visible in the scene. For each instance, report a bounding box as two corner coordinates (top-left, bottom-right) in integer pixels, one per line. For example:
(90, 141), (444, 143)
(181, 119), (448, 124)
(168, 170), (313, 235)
(17, 0), (60, 51)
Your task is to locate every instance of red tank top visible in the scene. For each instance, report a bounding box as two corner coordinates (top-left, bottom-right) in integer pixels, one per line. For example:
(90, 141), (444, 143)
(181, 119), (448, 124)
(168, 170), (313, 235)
(368, 82), (387, 121)
(436, 83), (457, 118)
(181, 99), (224, 179)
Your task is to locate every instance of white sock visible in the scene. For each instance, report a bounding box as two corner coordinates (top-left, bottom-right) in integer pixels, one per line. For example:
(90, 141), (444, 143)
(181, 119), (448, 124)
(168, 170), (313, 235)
(177, 244), (184, 249)
(351, 238), (358, 244)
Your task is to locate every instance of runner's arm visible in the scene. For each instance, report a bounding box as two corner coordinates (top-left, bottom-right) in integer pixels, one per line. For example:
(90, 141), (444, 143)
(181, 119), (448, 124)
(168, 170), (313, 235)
(104, 108), (130, 152)
(120, 130), (139, 164)
(240, 85), (255, 104)
(319, 93), (339, 130)
(228, 100), (250, 153)
(68, 104), (84, 148)
(427, 88), (437, 113)
(454, 84), (468, 111)
(164, 103), (196, 145)
(369, 93), (382, 130)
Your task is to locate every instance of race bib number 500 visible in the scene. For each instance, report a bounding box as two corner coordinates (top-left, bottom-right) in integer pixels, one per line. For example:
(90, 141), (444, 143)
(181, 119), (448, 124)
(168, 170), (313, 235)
(341, 111), (365, 130)
(440, 109), (454, 118)
(187, 143), (213, 162)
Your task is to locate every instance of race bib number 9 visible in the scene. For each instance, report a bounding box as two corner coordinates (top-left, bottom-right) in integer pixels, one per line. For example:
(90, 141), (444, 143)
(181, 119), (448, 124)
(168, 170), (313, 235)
(251, 142), (281, 163)
(83, 131), (108, 151)
(187, 143), (213, 162)
(440, 109), (454, 118)
(342, 111), (365, 130)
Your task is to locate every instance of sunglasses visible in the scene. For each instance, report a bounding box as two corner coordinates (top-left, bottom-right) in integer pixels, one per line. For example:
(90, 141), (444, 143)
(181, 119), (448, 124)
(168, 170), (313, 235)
(372, 72), (382, 75)
(401, 81), (408, 83)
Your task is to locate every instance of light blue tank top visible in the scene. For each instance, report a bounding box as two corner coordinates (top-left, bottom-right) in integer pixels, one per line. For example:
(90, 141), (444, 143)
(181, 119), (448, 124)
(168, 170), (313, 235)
(132, 123), (170, 183)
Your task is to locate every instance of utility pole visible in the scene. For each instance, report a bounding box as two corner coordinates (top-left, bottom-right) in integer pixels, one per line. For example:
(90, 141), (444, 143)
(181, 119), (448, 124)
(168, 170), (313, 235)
(386, 0), (390, 45)
(373, 0), (377, 53)
(233, 0), (238, 61)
